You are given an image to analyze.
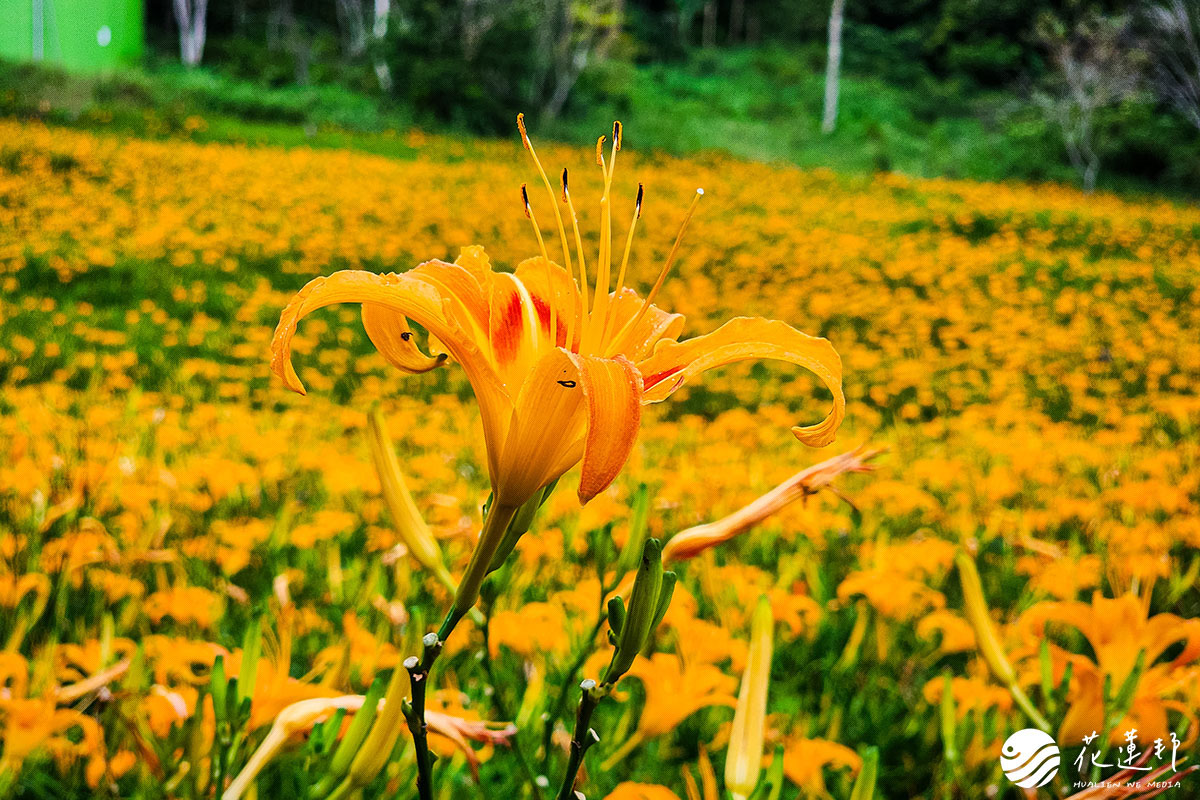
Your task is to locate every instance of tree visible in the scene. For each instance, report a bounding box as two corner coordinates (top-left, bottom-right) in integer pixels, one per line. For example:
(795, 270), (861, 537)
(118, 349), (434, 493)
(538, 0), (624, 119)
(334, 0), (368, 59)
(267, 0), (311, 85)
(822, 0), (846, 134)
(173, 0), (209, 67)
(1034, 14), (1143, 192)
(1143, 0), (1200, 130)
(371, 0), (393, 92)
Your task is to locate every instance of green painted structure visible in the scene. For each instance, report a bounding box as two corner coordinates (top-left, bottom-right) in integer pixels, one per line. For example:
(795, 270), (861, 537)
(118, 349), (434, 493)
(0, 0), (144, 70)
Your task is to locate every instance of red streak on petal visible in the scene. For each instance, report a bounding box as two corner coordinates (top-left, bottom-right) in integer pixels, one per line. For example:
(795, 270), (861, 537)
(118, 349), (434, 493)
(491, 291), (525, 364)
(642, 365), (683, 389)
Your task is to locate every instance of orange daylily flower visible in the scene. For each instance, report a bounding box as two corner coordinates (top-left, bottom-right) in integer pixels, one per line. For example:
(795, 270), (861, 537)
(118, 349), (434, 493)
(271, 119), (845, 515)
(603, 784), (682, 800)
(0, 697), (105, 780)
(598, 651), (738, 769)
(777, 736), (861, 794)
(1014, 591), (1200, 745)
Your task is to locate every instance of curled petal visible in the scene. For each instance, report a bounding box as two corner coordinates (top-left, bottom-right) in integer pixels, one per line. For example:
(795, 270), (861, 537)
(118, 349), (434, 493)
(637, 317), (845, 447)
(271, 270), (451, 395)
(361, 304), (447, 373)
(270, 268), (513, 478)
(567, 353), (644, 504)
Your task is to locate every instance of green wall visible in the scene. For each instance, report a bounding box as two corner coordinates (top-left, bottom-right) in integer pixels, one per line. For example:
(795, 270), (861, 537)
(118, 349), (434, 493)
(0, 0), (144, 70)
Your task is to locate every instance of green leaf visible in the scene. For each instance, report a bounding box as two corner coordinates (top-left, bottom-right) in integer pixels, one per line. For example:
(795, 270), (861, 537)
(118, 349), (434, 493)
(849, 746), (879, 800)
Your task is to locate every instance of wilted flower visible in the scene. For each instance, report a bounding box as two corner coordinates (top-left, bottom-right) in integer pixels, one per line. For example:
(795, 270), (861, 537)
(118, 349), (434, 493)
(663, 446), (880, 563)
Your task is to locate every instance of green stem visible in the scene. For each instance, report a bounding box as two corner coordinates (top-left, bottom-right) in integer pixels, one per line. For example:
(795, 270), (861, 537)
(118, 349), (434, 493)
(1008, 681), (1052, 733)
(542, 611), (606, 768)
(453, 503), (520, 619)
(481, 609), (546, 800)
(402, 633), (443, 800)
(555, 681), (607, 800)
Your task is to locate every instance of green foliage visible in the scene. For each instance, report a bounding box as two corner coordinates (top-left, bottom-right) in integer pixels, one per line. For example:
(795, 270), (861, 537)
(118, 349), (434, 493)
(6, 0), (1200, 197)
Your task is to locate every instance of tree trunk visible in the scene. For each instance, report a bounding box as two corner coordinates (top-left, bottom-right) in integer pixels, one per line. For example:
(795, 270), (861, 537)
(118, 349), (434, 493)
(335, 0), (368, 59)
(702, 1), (716, 48)
(173, 0), (209, 67)
(729, 0), (744, 44)
(745, 11), (761, 44)
(371, 0), (393, 93)
(822, 0), (845, 134)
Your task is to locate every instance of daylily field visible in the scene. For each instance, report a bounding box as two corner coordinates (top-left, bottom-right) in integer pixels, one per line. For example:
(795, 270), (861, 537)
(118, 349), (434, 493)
(1, 117), (1199, 799)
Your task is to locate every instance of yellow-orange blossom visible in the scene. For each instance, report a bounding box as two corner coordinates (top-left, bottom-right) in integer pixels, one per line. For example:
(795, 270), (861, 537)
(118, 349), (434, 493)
(271, 117), (845, 515)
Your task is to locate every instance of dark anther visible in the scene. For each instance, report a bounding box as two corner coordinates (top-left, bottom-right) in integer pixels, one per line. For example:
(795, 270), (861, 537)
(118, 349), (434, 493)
(557, 380), (577, 388)
(401, 331), (413, 341)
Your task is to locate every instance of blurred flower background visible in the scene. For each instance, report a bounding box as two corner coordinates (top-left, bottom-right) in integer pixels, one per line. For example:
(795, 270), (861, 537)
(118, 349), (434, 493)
(1, 1), (1199, 799)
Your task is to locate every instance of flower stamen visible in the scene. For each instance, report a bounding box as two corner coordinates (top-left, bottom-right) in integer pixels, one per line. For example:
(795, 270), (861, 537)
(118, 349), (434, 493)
(602, 182), (643, 345)
(589, 125), (621, 354)
(561, 167), (590, 350)
(615, 183), (643, 296)
(518, 113), (575, 312)
(522, 183), (557, 346)
(607, 188), (703, 356)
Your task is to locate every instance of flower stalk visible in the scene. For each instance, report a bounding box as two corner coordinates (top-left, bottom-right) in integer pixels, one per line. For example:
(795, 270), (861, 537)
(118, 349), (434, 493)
(955, 552), (1051, 732)
(401, 632), (443, 800)
(451, 503), (520, 624)
(555, 679), (605, 800)
(556, 538), (675, 799)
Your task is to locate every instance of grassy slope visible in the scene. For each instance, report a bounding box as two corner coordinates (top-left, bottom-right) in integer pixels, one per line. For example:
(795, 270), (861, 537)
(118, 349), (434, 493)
(0, 53), (1064, 184)
(552, 47), (1060, 184)
(1, 47), (1193, 198)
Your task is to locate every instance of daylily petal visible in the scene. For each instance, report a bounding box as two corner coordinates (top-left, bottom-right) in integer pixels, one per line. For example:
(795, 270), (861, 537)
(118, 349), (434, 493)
(452, 244), (493, 284)
(637, 317), (845, 447)
(567, 353), (644, 504)
(514, 256), (583, 350)
(411, 259), (491, 342)
(271, 271), (449, 395)
(488, 272), (543, 384)
(604, 288), (685, 361)
(361, 304), (447, 373)
(1145, 612), (1200, 669)
(270, 269), (513, 478)
(495, 348), (586, 506)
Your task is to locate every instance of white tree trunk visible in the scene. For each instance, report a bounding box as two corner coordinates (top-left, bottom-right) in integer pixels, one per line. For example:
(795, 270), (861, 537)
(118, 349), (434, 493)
(173, 0), (209, 67)
(335, 0), (368, 58)
(372, 0), (393, 92)
(373, 0), (389, 38)
(822, 0), (845, 134)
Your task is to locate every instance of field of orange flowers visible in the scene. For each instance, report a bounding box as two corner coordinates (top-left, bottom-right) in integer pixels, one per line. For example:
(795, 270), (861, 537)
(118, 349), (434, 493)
(1, 116), (1199, 800)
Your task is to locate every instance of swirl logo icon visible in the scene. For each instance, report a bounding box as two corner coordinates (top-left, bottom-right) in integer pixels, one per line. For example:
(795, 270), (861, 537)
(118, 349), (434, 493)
(1000, 728), (1060, 789)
